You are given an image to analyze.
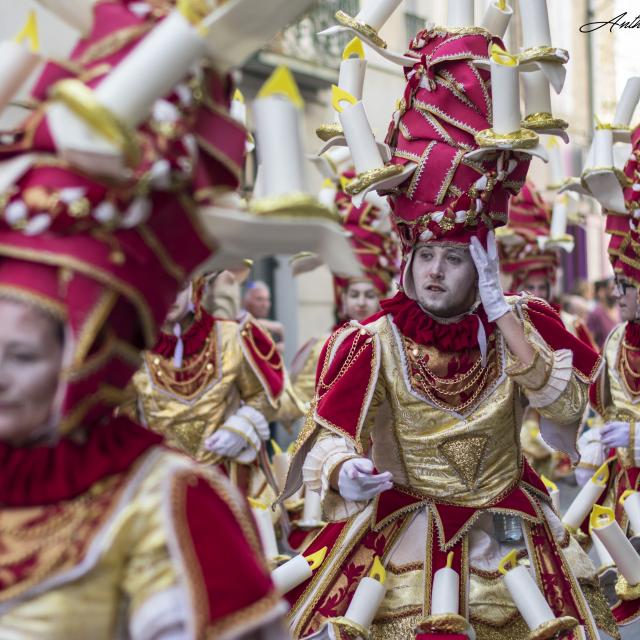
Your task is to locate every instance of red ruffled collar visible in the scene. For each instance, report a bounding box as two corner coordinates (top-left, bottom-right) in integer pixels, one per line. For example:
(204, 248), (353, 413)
(153, 308), (215, 358)
(0, 417), (163, 507)
(625, 321), (640, 348)
(379, 292), (492, 351)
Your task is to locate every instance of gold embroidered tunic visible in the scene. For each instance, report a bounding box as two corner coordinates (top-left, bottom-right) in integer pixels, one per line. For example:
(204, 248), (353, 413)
(129, 317), (278, 464)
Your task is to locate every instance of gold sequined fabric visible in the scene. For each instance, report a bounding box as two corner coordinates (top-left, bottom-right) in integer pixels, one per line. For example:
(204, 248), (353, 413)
(579, 580), (621, 639)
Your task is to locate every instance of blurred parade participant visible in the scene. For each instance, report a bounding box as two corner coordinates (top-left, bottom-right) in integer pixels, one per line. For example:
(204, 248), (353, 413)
(576, 125), (640, 624)
(244, 280), (286, 353)
(125, 276), (285, 505)
(588, 278), (620, 348)
(0, 0), (303, 635)
(497, 181), (597, 479)
(277, 6), (614, 638)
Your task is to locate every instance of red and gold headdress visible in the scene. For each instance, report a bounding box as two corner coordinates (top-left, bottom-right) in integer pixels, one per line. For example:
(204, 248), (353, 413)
(0, 2), (246, 433)
(333, 170), (401, 311)
(386, 28), (531, 261)
(497, 181), (559, 290)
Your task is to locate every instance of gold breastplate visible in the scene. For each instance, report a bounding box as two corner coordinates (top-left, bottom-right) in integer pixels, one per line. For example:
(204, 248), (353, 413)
(378, 319), (521, 507)
(132, 321), (243, 461)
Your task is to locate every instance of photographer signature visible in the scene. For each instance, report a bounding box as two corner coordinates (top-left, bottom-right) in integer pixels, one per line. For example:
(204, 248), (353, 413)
(580, 11), (640, 33)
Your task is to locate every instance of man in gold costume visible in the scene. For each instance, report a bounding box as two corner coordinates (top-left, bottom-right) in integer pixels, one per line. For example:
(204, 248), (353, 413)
(276, 15), (616, 640)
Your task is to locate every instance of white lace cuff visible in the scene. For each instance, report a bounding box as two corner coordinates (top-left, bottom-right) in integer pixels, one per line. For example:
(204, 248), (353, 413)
(577, 427), (605, 472)
(302, 434), (365, 521)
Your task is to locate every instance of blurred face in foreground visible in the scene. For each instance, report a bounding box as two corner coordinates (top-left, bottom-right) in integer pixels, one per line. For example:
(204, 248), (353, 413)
(523, 273), (551, 301)
(411, 243), (477, 318)
(615, 277), (639, 322)
(0, 298), (64, 446)
(342, 280), (380, 322)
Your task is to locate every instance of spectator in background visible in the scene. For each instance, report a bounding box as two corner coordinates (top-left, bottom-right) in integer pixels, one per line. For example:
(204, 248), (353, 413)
(587, 277), (619, 348)
(242, 280), (285, 353)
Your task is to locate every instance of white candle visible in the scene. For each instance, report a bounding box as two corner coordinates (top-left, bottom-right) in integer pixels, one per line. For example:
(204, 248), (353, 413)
(591, 506), (640, 585)
(0, 12), (41, 114)
(550, 196), (569, 239)
(621, 490), (640, 536)
(35, 0), (95, 36)
(447, 0), (475, 28)
(318, 179), (338, 209)
(357, 0), (403, 31)
(431, 552), (459, 615)
(95, 11), (206, 127)
(249, 499), (279, 560)
(590, 529), (615, 569)
(541, 475), (560, 511)
(271, 547), (327, 594)
(480, 2), (513, 38)
(519, 0), (552, 50)
(593, 128), (614, 168)
(344, 557), (387, 629)
(338, 101), (384, 174)
(562, 462), (609, 530)
(253, 93), (306, 196)
(500, 551), (555, 629)
(547, 141), (565, 186)
(614, 77), (640, 126)
(271, 440), (290, 493)
(490, 46), (521, 135)
(522, 70), (552, 117)
(302, 487), (323, 524)
(337, 58), (367, 107)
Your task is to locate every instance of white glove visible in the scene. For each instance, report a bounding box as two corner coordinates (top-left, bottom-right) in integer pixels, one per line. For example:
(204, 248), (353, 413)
(337, 458), (393, 502)
(601, 421), (631, 448)
(469, 232), (510, 322)
(205, 428), (249, 459)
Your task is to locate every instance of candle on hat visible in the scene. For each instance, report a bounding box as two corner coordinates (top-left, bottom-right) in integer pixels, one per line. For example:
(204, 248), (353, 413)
(550, 195), (570, 240)
(447, 0), (475, 28)
(593, 123), (614, 168)
(614, 77), (640, 126)
(431, 552), (460, 615)
(35, 0), (95, 35)
(518, 0), (552, 50)
(480, 1), (512, 38)
(589, 521), (615, 570)
(334, 38), (367, 121)
(489, 44), (521, 135)
(356, 0), (403, 32)
(499, 550), (556, 630)
(0, 11), (41, 114)
(301, 486), (323, 525)
(271, 439), (290, 493)
(230, 88), (247, 126)
(562, 461), (609, 530)
(318, 178), (338, 209)
(248, 497), (279, 561)
(591, 505), (640, 586)
(620, 490), (640, 536)
(343, 556), (387, 629)
(522, 70), (552, 120)
(271, 547), (327, 594)
(546, 137), (565, 188)
(253, 66), (307, 196)
(94, 8), (208, 128)
(541, 475), (560, 512)
(333, 85), (384, 175)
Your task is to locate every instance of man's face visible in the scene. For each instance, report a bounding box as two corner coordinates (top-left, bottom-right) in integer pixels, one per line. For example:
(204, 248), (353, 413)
(244, 285), (271, 319)
(615, 278), (638, 322)
(342, 281), (381, 322)
(411, 243), (477, 317)
(523, 273), (551, 301)
(605, 279), (617, 307)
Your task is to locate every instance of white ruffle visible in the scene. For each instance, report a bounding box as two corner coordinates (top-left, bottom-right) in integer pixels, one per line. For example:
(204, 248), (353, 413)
(633, 421), (640, 467)
(302, 434), (365, 521)
(576, 427), (606, 485)
(526, 348), (574, 409)
(129, 585), (187, 640)
(237, 404), (270, 440)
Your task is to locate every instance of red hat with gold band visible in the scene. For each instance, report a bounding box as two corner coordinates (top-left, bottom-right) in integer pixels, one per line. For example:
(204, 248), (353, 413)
(0, 2), (245, 433)
(497, 181), (559, 290)
(386, 27), (531, 265)
(333, 169), (401, 312)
